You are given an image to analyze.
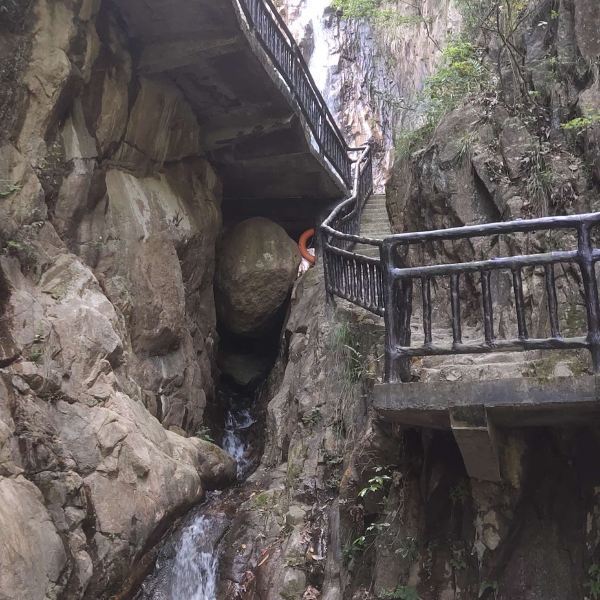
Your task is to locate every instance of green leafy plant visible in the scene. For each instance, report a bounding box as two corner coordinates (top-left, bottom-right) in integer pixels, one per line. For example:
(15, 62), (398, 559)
(343, 535), (367, 563)
(378, 585), (420, 600)
(586, 564), (600, 599)
(29, 347), (43, 363)
(332, 0), (395, 21)
(328, 321), (367, 383)
(425, 41), (488, 116)
(366, 521), (391, 535)
(561, 114), (600, 133)
(449, 547), (467, 571)
(395, 536), (418, 562)
(3, 239), (37, 271)
(302, 407), (322, 427)
(395, 39), (488, 158)
(251, 491), (274, 510)
(194, 426), (214, 443)
(0, 180), (21, 197)
(358, 466), (392, 498)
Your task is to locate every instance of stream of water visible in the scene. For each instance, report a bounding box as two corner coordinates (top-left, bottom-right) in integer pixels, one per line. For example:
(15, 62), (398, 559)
(169, 516), (220, 600)
(306, 0), (333, 104)
(135, 382), (259, 600)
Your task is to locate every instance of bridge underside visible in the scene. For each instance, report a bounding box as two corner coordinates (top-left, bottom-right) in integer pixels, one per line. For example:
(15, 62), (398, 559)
(112, 0), (345, 209)
(375, 377), (600, 481)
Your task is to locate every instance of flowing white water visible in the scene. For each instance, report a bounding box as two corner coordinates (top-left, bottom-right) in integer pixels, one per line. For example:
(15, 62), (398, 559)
(307, 0), (330, 91)
(170, 516), (219, 600)
(306, 0), (334, 107)
(222, 406), (255, 480)
(156, 390), (256, 598)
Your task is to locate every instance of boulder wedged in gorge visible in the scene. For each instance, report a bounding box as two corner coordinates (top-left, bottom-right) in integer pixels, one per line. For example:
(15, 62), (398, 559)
(0, 0), (231, 597)
(215, 217), (301, 337)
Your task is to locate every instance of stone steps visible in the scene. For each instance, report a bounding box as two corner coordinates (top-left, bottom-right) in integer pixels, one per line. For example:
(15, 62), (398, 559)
(355, 194), (391, 256)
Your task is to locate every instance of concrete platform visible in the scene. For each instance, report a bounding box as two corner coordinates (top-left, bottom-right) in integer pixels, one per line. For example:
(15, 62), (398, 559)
(111, 0), (347, 227)
(374, 376), (600, 481)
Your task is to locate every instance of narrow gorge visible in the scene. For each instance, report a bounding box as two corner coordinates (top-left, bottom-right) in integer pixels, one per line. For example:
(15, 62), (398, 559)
(1, 0), (600, 599)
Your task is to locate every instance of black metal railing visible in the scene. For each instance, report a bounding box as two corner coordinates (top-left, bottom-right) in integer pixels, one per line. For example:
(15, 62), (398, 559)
(236, 0), (352, 187)
(235, 0), (600, 383)
(321, 145), (386, 316)
(380, 214), (600, 383)
(322, 174), (600, 381)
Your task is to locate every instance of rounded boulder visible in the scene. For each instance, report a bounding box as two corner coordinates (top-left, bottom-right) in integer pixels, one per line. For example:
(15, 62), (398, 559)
(216, 217), (301, 336)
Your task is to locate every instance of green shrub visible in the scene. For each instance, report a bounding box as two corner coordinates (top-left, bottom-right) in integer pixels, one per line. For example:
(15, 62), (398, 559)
(395, 40), (488, 157)
(561, 115), (600, 133)
(587, 564), (600, 599)
(332, 0), (428, 24)
(378, 586), (420, 600)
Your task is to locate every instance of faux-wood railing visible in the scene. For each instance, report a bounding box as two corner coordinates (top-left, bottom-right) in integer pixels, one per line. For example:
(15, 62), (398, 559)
(321, 152), (600, 382)
(237, 0), (600, 384)
(237, 0), (352, 187)
(379, 214), (600, 383)
(321, 144), (384, 316)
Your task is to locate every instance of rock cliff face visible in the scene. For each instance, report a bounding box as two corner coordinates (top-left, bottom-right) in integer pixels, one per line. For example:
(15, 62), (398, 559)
(2, 0), (600, 598)
(0, 2), (234, 597)
(277, 0), (460, 185)
(388, 0), (600, 232)
(387, 0), (600, 337)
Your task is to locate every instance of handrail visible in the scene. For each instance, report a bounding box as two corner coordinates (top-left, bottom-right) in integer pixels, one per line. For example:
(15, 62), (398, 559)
(321, 148), (600, 382)
(381, 213), (600, 382)
(385, 211), (600, 244)
(320, 143), (385, 317)
(234, 0), (600, 384)
(236, 0), (352, 187)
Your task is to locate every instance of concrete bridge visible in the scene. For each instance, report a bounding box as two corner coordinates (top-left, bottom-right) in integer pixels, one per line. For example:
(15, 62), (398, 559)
(112, 0), (352, 233)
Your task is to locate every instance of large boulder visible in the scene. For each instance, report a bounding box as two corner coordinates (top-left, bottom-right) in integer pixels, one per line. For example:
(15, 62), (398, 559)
(216, 218), (301, 336)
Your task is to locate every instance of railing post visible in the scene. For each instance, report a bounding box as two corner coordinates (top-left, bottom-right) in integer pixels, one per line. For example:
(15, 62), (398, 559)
(381, 240), (412, 383)
(578, 223), (600, 373)
(319, 227), (334, 305)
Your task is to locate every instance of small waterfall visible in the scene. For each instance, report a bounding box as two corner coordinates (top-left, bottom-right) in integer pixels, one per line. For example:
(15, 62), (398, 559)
(222, 404), (255, 480)
(170, 516), (219, 600)
(135, 381), (260, 599)
(306, 0), (334, 108)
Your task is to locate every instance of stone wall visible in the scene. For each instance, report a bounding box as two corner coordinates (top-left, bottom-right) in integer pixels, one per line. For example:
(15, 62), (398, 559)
(0, 1), (233, 597)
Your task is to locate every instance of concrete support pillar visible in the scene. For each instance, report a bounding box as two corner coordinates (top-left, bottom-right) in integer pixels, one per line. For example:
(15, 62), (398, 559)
(450, 405), (501, 482)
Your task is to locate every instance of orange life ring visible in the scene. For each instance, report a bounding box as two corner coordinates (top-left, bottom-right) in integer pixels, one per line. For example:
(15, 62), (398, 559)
(299, 228), (316, 265)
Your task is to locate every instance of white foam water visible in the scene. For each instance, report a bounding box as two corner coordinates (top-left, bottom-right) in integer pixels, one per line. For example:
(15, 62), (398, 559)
(170, 516), (219, 600)
(223, 406), (255, 479)
(306, 0), (334, 107)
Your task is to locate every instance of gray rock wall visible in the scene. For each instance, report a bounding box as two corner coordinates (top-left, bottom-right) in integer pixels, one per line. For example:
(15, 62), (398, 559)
(277, 0), (461, 186)
(0, 1), (233, 597)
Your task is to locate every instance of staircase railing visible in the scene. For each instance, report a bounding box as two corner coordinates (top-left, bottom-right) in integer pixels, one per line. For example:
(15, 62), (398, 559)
(321, 144), (386, 316)
(236, 0), (352, 187)
(381, 213), (600, 383)
(236, 0), (600, 384)
(321, 152), (600, 382)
